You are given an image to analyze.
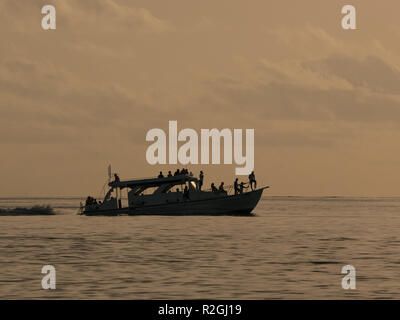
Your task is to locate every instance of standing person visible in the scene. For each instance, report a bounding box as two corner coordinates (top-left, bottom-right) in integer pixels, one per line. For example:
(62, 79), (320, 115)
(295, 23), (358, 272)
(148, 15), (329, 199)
(234, 178), (239, 195)
(199, 171), (204, 190)
(248, 171), (256, 190)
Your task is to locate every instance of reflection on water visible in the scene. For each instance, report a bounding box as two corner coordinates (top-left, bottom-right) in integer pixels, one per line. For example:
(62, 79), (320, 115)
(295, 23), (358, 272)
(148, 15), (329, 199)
(0, 196), (399, 299)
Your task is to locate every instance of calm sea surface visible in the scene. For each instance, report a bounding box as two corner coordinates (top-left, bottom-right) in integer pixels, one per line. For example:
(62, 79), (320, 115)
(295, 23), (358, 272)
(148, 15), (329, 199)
(0, 196), (399, 299)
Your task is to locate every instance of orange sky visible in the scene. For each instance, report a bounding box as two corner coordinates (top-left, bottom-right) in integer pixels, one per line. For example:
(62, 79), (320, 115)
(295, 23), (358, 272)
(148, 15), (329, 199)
(1, 0), (400, 197)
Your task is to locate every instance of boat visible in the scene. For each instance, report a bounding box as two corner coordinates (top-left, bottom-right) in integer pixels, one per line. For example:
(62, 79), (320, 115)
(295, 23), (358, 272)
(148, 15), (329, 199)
(80, 172), (268, 216)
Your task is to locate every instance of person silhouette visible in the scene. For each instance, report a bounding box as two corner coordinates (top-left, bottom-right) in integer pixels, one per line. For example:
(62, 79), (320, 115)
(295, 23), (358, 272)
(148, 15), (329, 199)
(234, 178), (239, 195)
(183, 186), (190, 200)
(158, 171), (164, 178)
(249, 171), (256, 190)
(219, 182), (226, 194)
(240, 182), (249, 194)
(167, 171), (172, 177)
(85, 196), (92, 206)
(199, 171), (204, 190)
(211, 183), (217, 193)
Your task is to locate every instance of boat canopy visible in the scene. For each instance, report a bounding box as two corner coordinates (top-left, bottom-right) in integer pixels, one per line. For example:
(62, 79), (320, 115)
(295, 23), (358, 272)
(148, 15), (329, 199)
(109, 175), (199, 189)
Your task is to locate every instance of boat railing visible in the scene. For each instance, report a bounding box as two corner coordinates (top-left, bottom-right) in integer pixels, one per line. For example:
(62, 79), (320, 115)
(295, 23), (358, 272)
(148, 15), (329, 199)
(109, 174), (248, 196)
(113, 173), (196, 183)
(202, 182), (253, 195)
(202, 184), (235, 195)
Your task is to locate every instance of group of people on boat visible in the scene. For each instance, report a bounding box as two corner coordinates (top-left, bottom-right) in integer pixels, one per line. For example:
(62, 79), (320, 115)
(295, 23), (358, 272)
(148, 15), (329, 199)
(210, 171), (257, 195)
(232, 171), (257, 194)
(233, 179), (248, 195)
(155, 168), (257, 195)
(158, 168), (193, 178)
(85, 196), (100, 206)
(210, 182), (227, 194)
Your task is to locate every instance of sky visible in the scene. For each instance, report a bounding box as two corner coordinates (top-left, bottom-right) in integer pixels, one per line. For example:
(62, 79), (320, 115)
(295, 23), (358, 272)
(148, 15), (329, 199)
(1, 0), (400, 197)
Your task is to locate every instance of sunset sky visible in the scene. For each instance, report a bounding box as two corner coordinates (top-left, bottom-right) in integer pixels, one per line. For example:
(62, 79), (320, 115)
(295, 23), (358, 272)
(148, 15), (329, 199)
(1, 0), (400, 197)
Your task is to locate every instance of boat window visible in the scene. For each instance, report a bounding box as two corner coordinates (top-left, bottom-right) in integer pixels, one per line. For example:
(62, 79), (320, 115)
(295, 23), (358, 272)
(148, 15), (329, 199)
(132, 186), (158, 195)
(142, 187), (158, 195)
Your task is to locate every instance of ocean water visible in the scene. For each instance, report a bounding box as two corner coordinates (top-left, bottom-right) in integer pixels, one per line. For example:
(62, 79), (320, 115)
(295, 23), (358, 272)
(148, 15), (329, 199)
(0, 196), (399, 299)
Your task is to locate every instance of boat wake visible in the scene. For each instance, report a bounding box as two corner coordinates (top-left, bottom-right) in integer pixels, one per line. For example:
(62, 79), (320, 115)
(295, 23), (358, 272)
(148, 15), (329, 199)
(0, 205), (56, 216)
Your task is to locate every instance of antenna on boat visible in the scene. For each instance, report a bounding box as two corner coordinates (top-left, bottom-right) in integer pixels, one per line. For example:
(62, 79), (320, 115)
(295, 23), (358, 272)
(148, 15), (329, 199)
(98, 164), (112, 200)
(107, 164), (112, 182)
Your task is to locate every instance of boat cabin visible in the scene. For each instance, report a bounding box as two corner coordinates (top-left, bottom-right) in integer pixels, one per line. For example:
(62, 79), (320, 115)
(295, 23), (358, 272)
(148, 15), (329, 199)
(109, 175), (200, 208)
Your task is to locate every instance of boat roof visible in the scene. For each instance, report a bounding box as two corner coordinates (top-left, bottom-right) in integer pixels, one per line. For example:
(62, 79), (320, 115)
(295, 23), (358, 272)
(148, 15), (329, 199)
(109, 175), (199, 189)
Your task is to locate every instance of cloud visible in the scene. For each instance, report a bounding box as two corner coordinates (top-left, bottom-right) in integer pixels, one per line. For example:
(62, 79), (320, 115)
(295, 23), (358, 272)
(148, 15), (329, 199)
(0, 58), (152, 144)
(1, 2), (400, 196)
(303, 55), (400, 95)
(59, 0), (174, 34)
(196, 36), (400, 149)
(206, 65), (400, 124)
(0, 0), (174, 35)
